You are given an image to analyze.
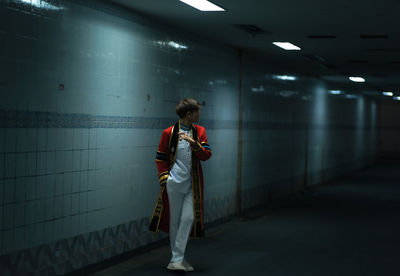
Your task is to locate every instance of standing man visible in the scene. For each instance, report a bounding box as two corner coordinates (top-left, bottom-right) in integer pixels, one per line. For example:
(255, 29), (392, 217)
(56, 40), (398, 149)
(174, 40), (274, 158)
(150, 98), (212, 272)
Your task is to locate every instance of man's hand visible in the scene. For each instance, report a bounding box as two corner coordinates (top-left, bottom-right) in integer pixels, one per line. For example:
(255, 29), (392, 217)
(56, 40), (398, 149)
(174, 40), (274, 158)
(178, 131), (196, 145)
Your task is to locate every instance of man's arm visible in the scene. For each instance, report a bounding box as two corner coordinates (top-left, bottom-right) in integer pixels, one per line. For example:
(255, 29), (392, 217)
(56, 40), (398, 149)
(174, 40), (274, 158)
(155, 129), (171, 186)
(191, 129), (212, 161)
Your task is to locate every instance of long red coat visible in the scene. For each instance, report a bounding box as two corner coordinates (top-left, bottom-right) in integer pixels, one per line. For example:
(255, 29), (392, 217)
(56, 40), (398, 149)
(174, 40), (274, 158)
(149, 121), (212, 237)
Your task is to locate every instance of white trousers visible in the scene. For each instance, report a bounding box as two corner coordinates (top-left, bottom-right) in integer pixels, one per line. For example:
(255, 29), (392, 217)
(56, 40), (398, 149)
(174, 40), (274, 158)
(167, 179), (194, 263)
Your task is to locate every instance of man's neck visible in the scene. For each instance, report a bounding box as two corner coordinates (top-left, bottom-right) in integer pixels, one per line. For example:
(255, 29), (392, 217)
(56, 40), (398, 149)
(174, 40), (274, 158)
(180, 118), (192, 127)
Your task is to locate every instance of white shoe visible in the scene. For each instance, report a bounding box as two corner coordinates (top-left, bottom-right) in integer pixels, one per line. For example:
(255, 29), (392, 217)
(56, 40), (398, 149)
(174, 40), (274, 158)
(183, 259), (194, 272)
(166, 262), (187, 272)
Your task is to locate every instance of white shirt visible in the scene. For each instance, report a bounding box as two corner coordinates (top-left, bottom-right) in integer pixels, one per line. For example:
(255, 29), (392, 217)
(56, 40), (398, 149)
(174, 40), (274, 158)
(168, 125), (192, 192)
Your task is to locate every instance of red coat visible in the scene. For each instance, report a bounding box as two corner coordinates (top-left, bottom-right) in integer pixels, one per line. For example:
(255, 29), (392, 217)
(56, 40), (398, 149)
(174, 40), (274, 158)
(149, 122), (211, 237)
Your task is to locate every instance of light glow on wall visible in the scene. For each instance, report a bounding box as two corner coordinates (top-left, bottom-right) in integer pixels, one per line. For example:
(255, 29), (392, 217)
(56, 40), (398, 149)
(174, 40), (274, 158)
(273, 75), (297, 81)
(329, 90), (344, 95)
(155, 40), (188, 50)
(179, 0), (225, 11)
(19, 0), (63, 10)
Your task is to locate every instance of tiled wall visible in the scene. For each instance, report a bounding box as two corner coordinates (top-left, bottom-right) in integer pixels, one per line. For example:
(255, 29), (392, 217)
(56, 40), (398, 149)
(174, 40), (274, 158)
(0, 0), (376, 275)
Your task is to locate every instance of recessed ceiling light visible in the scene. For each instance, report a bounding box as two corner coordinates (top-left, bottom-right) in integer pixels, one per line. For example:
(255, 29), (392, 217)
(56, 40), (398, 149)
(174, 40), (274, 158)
(349, 77), (365, 82)
(383, 91), (394, 96)
(179, 0), (225, 11)
(272, 42), (301, 51)
(329, 90), (343, 95)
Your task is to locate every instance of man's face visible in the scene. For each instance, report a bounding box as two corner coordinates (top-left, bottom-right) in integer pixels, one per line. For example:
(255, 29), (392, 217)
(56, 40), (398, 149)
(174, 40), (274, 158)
(190, 109), (200, 123)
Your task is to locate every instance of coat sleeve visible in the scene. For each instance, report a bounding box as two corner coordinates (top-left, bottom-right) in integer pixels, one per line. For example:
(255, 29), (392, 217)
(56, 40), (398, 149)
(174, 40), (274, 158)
(192, 128), (212, 161)
(155, 128), (170, 186)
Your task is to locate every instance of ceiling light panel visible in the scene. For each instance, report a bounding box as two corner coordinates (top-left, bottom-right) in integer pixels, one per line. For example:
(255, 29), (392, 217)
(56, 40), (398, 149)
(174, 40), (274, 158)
(179, 0), (225, 11)
(349, 77), (365, 82)
(272, 42), (301, 50)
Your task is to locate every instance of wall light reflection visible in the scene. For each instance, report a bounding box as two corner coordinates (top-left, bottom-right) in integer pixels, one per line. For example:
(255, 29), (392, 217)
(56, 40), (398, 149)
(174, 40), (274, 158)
(329, 90), (344, 95)
(18, 0), (64, 10)
(272, 75), (297, 81)
(155, 40), (188, 50)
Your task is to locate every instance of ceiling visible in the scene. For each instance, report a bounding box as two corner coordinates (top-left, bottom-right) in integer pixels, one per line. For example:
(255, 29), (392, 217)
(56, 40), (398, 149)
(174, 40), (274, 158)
(104, 0), (400, 97)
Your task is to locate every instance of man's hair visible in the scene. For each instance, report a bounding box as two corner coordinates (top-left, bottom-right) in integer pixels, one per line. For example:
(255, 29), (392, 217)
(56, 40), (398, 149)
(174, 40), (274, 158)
(176, 98), (201, 118)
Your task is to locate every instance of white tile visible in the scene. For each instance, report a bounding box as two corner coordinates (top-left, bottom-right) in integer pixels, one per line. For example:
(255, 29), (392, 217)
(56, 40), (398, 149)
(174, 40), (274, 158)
(25, 200), (36, 225)
(14, 202), (25, 227)
(89, 128), (97, 149)
(71, 214), (80, 235)
(64, 129), (74, 150)
(63, 194), (72, 216)
(45, 174), (55, 197)
(71, 172), (80, 193)
(80, 150), (89, 171)
(88, 149), (96, 170)
(63, 172), (73, 194)
(55, 174), (64, 196)
(73, 129), (82, 150)
(55, 151), (65, 173)
(81, 129), (89, 149)
(62, 216), (72, 238)
(71, 193), (79, 215)
(4, 179), (15, 204)
(87, 190), (96, 211)
(79, 213), (88, 234)
(37, 129), (47, 152)
(26, 152), (37, 176)
(0, 155), (4, 179)
(80, 171), (88, 191)
(72, 150), (81, 171)
(35, 199), (46, 223)
(64, 150), (73, 172)
(46, 151), (56, 174)
(3, 204), (15, 229)
(79, 192), (88, 213)
(2, 229), (14, 255)
(15, 177), (26, 202)
(37, 152), (46, 175)
(88, 171), (96, 191)
(5, 153), (16, 178)
(53, 219), (63, 240)
(16, 152), (26, 177)
(44, 221), (54, 244)
(46, 129), (58, 151)
(5, 128), (17, 153)
(45, 197), (54, 220)
(54, 196), (63, 219)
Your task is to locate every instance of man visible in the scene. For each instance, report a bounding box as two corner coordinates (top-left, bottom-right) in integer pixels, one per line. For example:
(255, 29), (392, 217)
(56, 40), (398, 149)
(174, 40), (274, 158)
(149, 98), (212, 272)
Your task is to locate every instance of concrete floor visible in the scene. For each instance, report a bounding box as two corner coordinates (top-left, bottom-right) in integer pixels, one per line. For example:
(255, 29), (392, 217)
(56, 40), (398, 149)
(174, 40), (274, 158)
(76, 163), (400, 276)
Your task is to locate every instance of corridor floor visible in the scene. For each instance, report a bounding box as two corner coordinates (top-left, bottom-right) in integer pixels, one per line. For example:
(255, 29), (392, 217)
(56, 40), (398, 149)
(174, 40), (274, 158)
(79, 162), (400, 276)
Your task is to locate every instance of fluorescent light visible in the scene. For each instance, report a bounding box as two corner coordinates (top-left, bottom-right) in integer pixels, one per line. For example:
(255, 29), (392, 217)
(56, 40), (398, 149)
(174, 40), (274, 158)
(329, 90), (343, 95)
(179, 0), (225, 11)
(382, 91), (394, 96)
(394, 96), (400, 101)
(349, 77), (365, 82)
(155, 40), (188, 50)
(272, 42), (301, 50)
(273, 75), (297, 81)
(345, 94), (358, 99)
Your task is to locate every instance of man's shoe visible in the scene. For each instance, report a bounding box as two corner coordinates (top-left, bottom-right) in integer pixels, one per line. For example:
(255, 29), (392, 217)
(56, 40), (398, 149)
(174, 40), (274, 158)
(166, 262), (187, 272)
(183, 259), (194, 272)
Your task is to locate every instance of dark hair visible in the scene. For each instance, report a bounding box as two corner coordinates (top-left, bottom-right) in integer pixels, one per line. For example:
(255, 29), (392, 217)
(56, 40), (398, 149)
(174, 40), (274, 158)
(176, 98), (200, 118)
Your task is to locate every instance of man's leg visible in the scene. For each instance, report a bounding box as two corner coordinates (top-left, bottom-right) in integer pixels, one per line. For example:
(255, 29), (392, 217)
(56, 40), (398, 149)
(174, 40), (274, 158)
(166, 186), (184, 263)
(173, 189), (194, 263)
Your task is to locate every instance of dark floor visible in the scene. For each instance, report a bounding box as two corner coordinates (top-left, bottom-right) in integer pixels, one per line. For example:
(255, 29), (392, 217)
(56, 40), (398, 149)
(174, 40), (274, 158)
(87, 163), (400, 276)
